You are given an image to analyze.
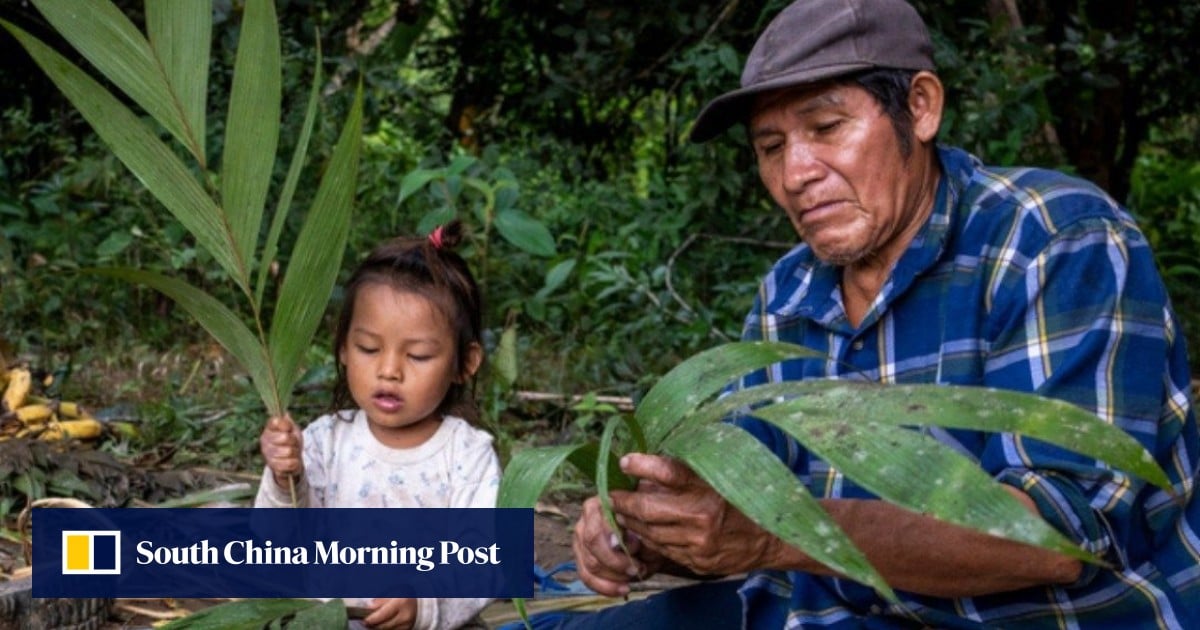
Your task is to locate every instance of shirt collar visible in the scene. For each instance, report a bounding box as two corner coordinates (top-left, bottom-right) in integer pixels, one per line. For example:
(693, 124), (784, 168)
(767, 146), (961, 331)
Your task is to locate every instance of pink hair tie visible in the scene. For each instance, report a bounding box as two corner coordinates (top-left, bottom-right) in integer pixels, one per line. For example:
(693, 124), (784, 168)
(429, 225), (445, 249)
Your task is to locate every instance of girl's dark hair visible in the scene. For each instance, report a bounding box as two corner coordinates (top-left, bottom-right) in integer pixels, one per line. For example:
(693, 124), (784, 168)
(330, 220), (484, 423)
(839, 68), (918, 157)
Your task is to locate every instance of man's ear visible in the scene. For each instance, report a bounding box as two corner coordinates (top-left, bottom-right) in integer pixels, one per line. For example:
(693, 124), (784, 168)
(909, 71), (944, 143)
(460, 342), (484, 381)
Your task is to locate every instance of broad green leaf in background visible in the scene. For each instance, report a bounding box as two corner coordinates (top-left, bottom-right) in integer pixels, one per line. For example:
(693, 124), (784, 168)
(1, 19), (246, 290)
(221, 0), (281, 279)
(268, 85), (364, 413)
(494, 209), (557, 257)
(493, 325), (519, 388)
(637, 341), (825, 450)
(88, 268), (276, 411)
(145, 0), (211, 166)
(660, 421), (895, 601)
(31, 0), (201, 162)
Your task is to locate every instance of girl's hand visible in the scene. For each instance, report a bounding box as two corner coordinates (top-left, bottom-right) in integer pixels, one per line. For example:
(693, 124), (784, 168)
(361, 597), (417, 629)
(259, 414), (303, 488)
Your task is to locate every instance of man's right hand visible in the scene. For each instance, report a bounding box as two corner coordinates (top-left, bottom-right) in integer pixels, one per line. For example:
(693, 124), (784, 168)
(572, 492), (666, 597)
(259, 414), (303, 488)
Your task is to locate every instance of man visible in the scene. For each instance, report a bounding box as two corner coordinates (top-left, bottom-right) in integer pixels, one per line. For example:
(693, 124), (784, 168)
(569, 0), (1200, 628)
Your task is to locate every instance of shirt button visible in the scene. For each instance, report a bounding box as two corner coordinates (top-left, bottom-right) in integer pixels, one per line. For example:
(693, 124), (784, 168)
(852, 340), (864, 350)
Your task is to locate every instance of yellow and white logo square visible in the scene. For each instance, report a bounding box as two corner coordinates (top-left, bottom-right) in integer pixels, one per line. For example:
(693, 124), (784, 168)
(62, 530), (121, 575)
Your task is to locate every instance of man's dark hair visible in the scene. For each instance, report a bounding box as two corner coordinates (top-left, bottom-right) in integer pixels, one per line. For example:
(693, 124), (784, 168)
(840, 68), (918, 157)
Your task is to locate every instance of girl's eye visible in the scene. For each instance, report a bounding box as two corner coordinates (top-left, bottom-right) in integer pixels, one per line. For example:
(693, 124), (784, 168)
(409, 354), (432, 362)
(356, 345), (379, 354)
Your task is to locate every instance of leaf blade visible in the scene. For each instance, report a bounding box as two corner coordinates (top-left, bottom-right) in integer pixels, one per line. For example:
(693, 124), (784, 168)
(222, 0), (281, 280)
(88, 268), (275, 411)
(145, 0), (212, 165)
(497, 444), (588, 509)
(494, 209), (557, 257)
(757, 403), (1095, 562)
(760, 380), (1172, 491)
(32, 0), (200, 160)
(637, 341), (825, 451)
(661, 422), (895, 600)
(3, 20), (244, 288)
(269, 84), (364, 411)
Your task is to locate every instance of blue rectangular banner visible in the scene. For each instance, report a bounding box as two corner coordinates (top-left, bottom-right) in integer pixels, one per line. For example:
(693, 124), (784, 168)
(33, 508), (534, 598)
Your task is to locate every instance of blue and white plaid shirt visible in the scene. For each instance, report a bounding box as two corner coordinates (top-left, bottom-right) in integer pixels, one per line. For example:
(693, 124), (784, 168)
(734, 146), (1199, 629)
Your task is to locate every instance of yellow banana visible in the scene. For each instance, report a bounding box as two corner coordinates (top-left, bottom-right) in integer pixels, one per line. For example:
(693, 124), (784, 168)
(57, 401), (87, 418)
(39, 418), (103, 441)
(2, 367), (31, 412)
(13, 403), (54, 425)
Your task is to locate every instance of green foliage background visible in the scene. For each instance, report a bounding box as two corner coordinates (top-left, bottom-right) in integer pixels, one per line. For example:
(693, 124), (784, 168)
(0, 0), (1197, 470)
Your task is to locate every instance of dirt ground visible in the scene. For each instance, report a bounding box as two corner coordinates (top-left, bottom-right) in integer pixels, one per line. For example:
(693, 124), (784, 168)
(0, 496), (588, 628)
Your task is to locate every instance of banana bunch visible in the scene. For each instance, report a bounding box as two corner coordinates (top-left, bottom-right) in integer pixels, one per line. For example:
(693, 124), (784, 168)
(0, 366), (105, 441)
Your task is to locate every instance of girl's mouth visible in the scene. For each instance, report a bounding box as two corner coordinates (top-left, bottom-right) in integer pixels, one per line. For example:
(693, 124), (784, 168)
(373, 393), (404, 412)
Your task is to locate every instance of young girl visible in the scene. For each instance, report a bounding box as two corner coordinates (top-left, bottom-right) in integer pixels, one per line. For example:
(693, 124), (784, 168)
(256, 221), (500, 630)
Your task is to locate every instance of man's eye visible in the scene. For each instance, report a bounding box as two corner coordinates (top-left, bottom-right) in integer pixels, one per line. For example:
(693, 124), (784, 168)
(815, 120), (842, 134)
(756, 142), (783, 156)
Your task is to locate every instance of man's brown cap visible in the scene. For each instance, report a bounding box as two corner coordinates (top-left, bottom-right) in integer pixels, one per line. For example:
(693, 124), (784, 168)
(689, 0), (935, 143)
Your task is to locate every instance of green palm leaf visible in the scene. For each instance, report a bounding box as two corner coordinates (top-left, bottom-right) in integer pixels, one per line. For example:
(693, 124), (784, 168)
(637, 341), (824, 450)
(755, 403), (1093, 562)
(31, 0), (202, 161)
(257, 40), (323, 307)
(1, 19), (245, 290)
(660, 422), (895, 600)
(221, 0), (281, 281)
(145, 0), (211, 166)
(498, 444), (589, 509)
(689, 378), (1171, 492)
(268, 83), (364, 410)
(88, 268), (276, 411)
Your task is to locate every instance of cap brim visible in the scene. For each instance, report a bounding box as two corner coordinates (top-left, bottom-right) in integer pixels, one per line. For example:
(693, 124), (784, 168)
(688, 62), (876, 144)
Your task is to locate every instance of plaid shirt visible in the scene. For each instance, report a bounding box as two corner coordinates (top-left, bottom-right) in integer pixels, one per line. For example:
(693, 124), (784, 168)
(734, 146), (1199, 629)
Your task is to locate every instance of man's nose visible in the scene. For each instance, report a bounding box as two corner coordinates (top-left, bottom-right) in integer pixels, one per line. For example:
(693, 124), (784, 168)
(782, 141), (822, 193)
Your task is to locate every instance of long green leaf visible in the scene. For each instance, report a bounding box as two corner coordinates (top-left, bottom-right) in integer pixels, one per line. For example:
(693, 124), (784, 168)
(595, 417), (627, 556)
(756, 403), (1095, 562)
(222, 0), (281, 281)
(160, 598), (319, 630)
(660, 422), (895, 601)
(753, 380), (1172, 491)
(637, 341), (824, 451)
(256, 38), (323, 307)
(88, 268), (276, 412)
(498, 444), (588, 509)
(31, 0), (201, 161)
(145, 0), (211, 166)
(566, 441), (634, 491)
(269, 84), (363, 411)
(3, 20), (245, 290)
